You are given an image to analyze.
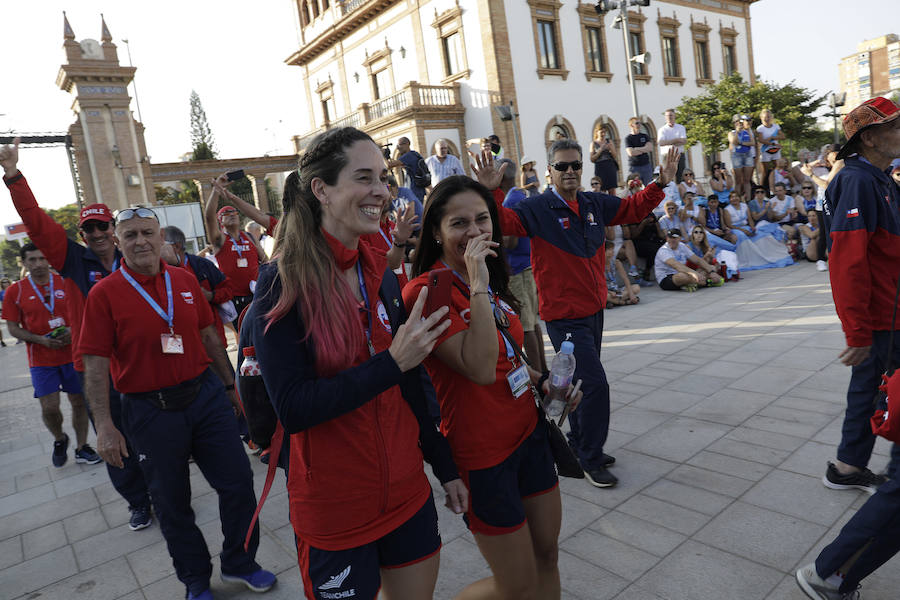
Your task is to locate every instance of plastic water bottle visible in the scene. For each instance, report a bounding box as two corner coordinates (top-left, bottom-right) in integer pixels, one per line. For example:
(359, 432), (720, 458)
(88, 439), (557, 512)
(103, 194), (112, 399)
(545, 341), (576, 417)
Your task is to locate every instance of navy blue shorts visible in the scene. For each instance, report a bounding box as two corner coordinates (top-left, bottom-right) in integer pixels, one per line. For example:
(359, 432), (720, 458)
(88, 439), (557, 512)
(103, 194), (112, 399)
(297, 493), (441, 600)
(30, 363), (82, 398)
(461, 421), (559, 536)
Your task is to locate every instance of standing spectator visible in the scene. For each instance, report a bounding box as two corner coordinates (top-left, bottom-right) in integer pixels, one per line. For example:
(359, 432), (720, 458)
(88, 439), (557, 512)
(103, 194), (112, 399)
(757, 108), (786, 192)
(488, 134), (505, 160)
(498, 159), (547, 372)
(657, 108), (687, 183)
(590, 128), (619, 195)
(425, 139), (465, 188)
(2, 244), (100, 467)
(247, 128), (465, 599)
(474, 143), (679, 488)
(708, 160), (734, 204)
(519, 156), (541, 197)
(0, 138), (152, 531)
(388, 137), (430, 202)
(625, 117), (654, 185)
(821, 97), (900, 494)
(80, 206), (277, 600)
(654, 229), (723, 291)
(729, 115), (756, 201)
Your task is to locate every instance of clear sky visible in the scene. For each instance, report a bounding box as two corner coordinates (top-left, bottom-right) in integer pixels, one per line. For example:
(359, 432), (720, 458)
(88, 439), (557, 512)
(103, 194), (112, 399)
(0, 0), (896, 229)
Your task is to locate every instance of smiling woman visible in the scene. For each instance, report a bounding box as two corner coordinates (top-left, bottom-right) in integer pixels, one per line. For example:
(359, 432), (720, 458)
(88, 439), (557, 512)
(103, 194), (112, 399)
(247, 127), (467, 600)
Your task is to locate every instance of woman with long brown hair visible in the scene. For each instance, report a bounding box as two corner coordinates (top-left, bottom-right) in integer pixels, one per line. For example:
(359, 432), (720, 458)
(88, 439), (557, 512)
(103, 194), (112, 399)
(404, 175), (581, 600)
(249, 127), (467, 600)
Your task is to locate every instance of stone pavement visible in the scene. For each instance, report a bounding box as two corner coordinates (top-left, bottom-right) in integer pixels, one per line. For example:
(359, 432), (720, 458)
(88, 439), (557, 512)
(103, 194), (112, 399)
(1, 260), (898, 600)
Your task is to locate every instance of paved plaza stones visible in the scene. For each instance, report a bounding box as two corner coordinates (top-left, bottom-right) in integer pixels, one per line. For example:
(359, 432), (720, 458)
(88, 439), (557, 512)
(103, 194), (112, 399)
(1, 261), (899, 599)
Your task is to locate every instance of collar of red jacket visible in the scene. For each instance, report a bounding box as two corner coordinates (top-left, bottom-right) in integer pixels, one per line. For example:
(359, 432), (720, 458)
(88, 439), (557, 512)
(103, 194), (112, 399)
(322, 228), (359, 270)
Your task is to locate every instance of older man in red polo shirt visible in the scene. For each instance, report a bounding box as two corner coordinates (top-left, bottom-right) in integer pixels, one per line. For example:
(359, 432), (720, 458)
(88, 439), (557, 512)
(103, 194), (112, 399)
(79, 207), (275, 600)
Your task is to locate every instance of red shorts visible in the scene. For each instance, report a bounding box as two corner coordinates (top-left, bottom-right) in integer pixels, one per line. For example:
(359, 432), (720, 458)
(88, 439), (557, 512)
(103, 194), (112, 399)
(460, 422), (558, 536)
(296, 492), (441, 599)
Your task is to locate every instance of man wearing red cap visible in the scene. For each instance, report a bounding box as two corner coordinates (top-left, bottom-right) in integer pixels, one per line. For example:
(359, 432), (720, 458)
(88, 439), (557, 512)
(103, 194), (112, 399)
(203, 173), (271, 326)
(820, 97), (900, 497)
(0, 138), (152, 531)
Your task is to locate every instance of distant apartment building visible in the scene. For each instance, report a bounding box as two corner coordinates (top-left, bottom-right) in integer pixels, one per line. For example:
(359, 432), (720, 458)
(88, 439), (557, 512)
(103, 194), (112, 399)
(286, 0), (759, 183)
(838, 34), (900, 114)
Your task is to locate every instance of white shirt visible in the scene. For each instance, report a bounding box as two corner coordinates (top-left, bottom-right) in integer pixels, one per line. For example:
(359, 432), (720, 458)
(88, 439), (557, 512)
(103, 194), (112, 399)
(770, 195), (796, 223)
(657, 123), (687, 150)
(725, 203), (749, 228)
(425, 154), (465, 187)
(756, 123), (782, 162)
(654, 242), (697, 283)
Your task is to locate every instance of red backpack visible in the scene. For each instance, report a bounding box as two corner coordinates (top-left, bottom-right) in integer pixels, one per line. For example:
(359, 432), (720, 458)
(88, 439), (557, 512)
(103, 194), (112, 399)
(871, 371), (900, 443)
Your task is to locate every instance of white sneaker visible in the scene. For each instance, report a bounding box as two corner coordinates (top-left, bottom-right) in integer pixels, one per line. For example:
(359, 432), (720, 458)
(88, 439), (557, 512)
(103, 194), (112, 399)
(816, 260), (828, 272)
(795, 563), (859, 599)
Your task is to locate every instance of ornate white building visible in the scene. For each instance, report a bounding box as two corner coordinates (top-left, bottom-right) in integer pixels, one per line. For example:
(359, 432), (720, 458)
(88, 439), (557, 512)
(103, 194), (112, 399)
(288, 0), (758, 185)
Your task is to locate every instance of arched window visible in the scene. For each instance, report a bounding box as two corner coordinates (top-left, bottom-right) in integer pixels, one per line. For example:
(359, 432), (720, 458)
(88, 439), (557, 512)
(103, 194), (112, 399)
(311, 0), (320, 18)
(544, 116), (577, 156)
(322, 0), (329, 9)
(300, 0), (311, 25)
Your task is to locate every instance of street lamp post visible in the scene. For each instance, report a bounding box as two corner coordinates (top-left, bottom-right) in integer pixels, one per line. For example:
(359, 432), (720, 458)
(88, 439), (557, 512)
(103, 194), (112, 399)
(596, 0), (651, 119)
(827, 91), (846, 145)
(121, 38), (145, 125)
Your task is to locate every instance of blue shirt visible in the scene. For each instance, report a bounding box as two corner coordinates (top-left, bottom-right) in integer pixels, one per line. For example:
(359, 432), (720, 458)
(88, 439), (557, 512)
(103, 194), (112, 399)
(399, 151), (427, 201)
(502, 188), (531, 275)
(392, 187), (424, 234)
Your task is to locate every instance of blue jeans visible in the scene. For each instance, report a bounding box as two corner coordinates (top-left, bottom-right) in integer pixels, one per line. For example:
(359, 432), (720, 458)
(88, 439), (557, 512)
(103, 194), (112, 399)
(816, 476), (900, 591)
(121, 370), (260, 596)
(546, 312), (609, 471)
(837, 330), (900, 477)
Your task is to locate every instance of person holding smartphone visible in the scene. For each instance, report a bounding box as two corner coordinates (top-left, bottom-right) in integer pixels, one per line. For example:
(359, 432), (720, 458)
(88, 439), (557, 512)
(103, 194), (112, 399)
(405, 175), (582, 600)
(247, 127), (467, 600)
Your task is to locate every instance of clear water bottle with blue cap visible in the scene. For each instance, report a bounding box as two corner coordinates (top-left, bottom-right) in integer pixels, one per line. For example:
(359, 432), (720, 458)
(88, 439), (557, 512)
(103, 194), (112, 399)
(545, 341), (575, 417)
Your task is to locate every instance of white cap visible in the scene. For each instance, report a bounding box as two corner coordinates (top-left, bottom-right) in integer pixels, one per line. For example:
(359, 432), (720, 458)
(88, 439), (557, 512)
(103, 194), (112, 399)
(520, 155), (534, 166)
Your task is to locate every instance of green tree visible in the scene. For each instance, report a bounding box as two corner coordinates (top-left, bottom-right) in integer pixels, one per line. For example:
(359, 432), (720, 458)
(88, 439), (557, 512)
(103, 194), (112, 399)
(675, 73), (825, 158)
(190, 90), (217, 161)
(1, 239), (22, 277)
(45, 204), (81, 241)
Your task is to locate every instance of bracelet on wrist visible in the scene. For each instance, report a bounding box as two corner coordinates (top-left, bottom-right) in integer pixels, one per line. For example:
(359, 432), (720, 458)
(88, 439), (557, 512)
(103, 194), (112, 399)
(392, 239), (407, 248)
(471, 290), (491, 296)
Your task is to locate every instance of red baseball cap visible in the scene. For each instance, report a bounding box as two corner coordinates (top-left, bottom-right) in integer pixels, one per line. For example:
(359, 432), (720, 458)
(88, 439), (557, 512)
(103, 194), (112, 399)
(78, 203), (113, 227)
(836, 97), (900, 160)
(217, 205), (238, 225)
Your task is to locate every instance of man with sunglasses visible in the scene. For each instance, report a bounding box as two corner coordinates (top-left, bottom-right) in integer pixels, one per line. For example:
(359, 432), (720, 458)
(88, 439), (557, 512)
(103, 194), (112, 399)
(473, 141), (679, 489)
(0, 138), (153, 531)
(79, 206), (276, 600)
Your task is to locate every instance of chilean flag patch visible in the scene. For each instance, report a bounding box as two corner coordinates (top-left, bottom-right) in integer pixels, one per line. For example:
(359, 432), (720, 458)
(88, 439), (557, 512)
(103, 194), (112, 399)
(558, 217), (570, 229)
(846, 208), (859, 218)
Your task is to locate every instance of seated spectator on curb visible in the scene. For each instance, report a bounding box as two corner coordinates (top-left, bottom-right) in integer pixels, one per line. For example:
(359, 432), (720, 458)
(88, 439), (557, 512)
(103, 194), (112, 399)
(767, 182), (803, 255)
(748, 187), (771, 224)
(604, 241), (640, 306)
(724, 190), (794, 273)
(678, 169), (706, 202)
(708, 160), (734, 204)
(724, 191), (755, 237)
(624, 172), (644, 196)
(687, 224), (739, 280)
(767, 157), (798, 192)
(798, 210), (822, 262)
(657, 200), (689, 239)
(679, 191), (700, 231)
(628, 211), (664, 283)
(605, 223), (642, 282)
(699, 195), (738, 245)
(654, 229), (724, 291)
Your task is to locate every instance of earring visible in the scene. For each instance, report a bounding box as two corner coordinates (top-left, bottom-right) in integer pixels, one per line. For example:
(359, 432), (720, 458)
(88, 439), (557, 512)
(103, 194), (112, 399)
(436, 239), (442, 245)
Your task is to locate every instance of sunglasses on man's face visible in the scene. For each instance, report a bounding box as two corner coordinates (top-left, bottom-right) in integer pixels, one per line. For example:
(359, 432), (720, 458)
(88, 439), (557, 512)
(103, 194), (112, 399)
(114, 207), (159, 224)
(81, 221), (111, 234)
(551, 160), (583, 172)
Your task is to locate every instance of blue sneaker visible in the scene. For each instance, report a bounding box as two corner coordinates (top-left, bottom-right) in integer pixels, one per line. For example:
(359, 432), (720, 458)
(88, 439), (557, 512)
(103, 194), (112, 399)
(186, 589), (214, 600)
(52, 433), (69, 467)
(221, 569), (277, 592)
(75, 444), (102, 465)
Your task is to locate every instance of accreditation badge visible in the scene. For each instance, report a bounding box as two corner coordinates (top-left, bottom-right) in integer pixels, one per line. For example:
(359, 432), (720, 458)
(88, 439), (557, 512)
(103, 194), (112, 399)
(236, 258), (249, 268)
(506, 364), (530, 398)
(161, 333), (185, 354)
(48, 317), (65, 329)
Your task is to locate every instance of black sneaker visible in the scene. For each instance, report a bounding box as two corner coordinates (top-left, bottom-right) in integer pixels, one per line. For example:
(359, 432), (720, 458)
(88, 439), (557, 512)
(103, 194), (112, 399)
(129, 505), (153, 531)
(823, 462), (886, 495)
(52, 434), (69, 467)
(74, 445), (102, 465)
(584, 466), (618, 488)
(601, 453), (616, 467)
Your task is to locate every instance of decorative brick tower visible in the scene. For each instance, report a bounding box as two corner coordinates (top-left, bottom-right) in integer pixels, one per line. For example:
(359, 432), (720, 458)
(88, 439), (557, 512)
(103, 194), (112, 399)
(56, 13), (153, 211)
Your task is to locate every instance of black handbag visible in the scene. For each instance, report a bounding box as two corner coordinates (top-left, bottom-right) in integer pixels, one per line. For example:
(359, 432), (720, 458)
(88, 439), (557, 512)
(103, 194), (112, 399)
(494, 315), (585, 479)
